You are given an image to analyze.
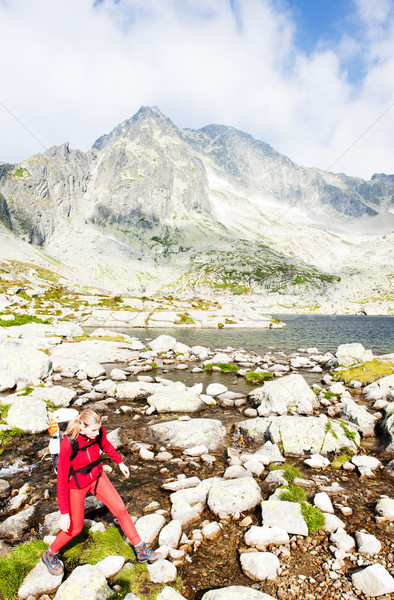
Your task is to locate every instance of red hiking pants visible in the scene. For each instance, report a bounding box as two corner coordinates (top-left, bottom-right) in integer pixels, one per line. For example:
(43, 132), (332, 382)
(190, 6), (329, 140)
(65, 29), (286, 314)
(50, 471), (141, 553)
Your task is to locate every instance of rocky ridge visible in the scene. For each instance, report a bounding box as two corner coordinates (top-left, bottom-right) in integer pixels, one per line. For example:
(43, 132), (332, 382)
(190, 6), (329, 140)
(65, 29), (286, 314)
(0, 106), (393, 313)
(0, 322), (394, 600)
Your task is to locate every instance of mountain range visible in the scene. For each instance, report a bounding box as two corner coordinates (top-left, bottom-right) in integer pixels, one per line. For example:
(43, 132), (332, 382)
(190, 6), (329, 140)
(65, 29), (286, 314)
(0, 106), (393, 314)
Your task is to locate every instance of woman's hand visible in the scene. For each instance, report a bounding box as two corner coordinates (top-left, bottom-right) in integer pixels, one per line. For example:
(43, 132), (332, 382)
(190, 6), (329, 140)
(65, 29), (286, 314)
(119, 461), (130, 478)
(60, 513), (70, 532)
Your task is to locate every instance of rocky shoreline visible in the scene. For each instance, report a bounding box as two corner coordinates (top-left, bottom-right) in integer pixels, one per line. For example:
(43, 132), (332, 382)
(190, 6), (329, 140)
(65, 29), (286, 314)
(0, 323), (394, 600)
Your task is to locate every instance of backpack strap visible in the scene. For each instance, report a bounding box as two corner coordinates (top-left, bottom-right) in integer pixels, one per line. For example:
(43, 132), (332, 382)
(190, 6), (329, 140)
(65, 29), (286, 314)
(65, 428), (104, 488)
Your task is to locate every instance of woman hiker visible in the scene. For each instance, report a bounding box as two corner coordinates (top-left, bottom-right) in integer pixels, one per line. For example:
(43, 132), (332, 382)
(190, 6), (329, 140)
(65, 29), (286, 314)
(42, 409), (160, 575)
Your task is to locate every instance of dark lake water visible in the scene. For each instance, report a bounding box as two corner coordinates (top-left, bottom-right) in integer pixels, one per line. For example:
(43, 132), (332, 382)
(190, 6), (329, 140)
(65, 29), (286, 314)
(119, 315), (394, 356)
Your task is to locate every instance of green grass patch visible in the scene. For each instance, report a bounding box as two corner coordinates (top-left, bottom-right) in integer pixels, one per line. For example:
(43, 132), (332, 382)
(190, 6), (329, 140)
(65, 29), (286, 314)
(323, 391), (341, 400)
(0, 314), (51, 327)
(98, 296), (123, 308)
(0, 427), (25, 454)
(245, 371), (274, 384)
(340, 422), (357, 444)
(331, 449), (353, 469)
(63, 526), (134, 568)
(204, 363), (213, 371)
(0, 538), (47, 599)
(280, 484), (307, 503)
(217, 363), (238, 373)
(175, 313), (195, 325)
(334, 359), (394, 385)
(0, 404), (10, 423)
(148, 362), (157, 369)
(269, 462), (302, 483)
(17, 386), (34, 396)
(301, 502), (325, 533)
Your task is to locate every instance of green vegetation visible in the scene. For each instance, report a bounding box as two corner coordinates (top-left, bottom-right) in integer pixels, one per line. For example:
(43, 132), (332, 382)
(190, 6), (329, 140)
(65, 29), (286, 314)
(0, 539), (47, 600)
(0, 404), (10, 423)
(217, 363), (238, 373)
(204, 363), (213, 371)
(280, 484), (307, 503)
(217, 322), (224, 328)
(245, 371), (274, 384)
(148, 362), (158, 369)
(324, 421), (338, 439)
(225, 318), (237, 324)
(331, 448), (353, 469)
(269, 462), (302, 483)
(13, 166), (31, 178)
(323, 391), (341, 400)
(62, 526), (180, 600)
(17, 386), (34, 396)
(98, 296), (123, 308)
(340, 422), (357, 444)
(0, 427), (25, 454)
(334, 359), (394, 385)
(301, 502), (325, 533)
(175, 313), (195, 325)
(0, 314), (51, 327)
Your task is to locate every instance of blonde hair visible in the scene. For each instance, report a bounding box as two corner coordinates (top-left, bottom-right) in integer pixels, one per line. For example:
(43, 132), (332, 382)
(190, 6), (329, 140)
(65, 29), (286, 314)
(65, 409), (102, 440)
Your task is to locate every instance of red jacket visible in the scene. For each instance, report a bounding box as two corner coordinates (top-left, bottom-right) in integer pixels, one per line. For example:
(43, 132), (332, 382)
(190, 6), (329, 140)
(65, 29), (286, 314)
(57, 427), (122, 514)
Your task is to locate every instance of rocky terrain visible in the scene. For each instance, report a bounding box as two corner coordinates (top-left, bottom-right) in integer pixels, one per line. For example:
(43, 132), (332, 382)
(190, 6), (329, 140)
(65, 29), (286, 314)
(0, 106), (393, 314)
(0, 319), (393, 599)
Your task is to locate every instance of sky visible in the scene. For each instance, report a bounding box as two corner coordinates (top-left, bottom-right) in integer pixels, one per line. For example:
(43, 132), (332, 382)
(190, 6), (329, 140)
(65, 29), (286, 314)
(0, 0), (393, 179)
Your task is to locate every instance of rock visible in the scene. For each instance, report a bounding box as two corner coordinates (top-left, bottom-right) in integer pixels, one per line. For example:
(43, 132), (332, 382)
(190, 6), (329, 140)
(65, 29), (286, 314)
(27, 386), (76, 408)
(0, 340), (51, 384)
(170, 478), (220, 507)
(6, 397), (48, 433)
(211, 353), (231, 364)
(330, 528), (355, 552)
(135, 514), (166, 544)
(162, 477), (201, 492)
(322, 513), (346, 532)
(202, 522), (222, 540)
(255, 441), (285, 463)
(385, 459), (394, 478)
(0, 505), (36, 539)
(183, 445), (208, 456)
(191, 346), (209, 360)
(114, 381), (159, 400)
(340, 398), (377, 436)
(206, 383), (228, 397)
(314, 492), (334, 514)
(0, 373), (15, 391)
(94, 555), (125, 578)
(50, 340), (136, 370)
(156, 587), (188, 600)
(234, 415), (359, 456)
(110, 368), (127, 381)
(159, 520), (182, 548)
(147, 559), (177, 583)
(261, 500), (308, 536)
(171, 500), (204, 525)
(223, 465), (251, 479)
(264, 470), (287, 486)
(18, 561), (63, 599)
(304, 454), (329, 469)
(54, 564), (112, 599)
(106, 427), (125, 449)
(0, 479), (10, 498)
(84, 362), (106, 378)
(248, 374), (315, 416)
(148, 390), (205, 413)
(375, 497), (394, 521)
(351, 456), (382, 471)
(381, 401), (394, 451)
(336, 343), (373, 367)
(150, 418), (227, 452)
(243, 460), (265, 477)
(207, 477), (262, 517)
(201, 587), (276, 600)
(355, 531), (382, 555)
(244, 525), (289, 549)
(351, 564), (394, 597)
(150, 335), (177, 353)
(240, 551), (280, 581)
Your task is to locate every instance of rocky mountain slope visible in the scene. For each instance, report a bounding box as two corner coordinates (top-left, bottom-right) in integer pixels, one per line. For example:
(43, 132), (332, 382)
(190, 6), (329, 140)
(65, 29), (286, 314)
(0, 106), (393, 314)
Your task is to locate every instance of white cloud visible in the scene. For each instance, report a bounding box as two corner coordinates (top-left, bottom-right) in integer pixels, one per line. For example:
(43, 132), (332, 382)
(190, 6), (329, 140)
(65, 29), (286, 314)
(0, 0), (393, 179)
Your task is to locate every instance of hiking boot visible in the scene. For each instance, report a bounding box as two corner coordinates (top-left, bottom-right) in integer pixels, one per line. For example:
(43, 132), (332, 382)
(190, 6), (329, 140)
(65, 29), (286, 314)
(42, 548), (64, 576)
(134, 542), (161, 563)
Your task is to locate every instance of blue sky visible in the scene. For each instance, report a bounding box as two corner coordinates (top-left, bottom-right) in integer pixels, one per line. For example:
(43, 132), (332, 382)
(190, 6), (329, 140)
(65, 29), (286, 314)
(0, 0), (393, 178)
